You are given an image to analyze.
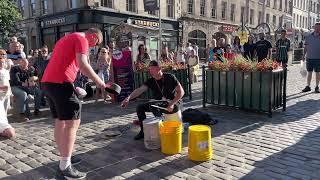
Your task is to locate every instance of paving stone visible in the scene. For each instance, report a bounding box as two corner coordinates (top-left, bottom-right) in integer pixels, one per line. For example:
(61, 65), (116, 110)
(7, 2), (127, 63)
(5, 168), (21, 175)
(11, 162), (32, 172)
(6, 157), (19, 165)
(182, 168), (200, 176)
(0, 164), (12, 171)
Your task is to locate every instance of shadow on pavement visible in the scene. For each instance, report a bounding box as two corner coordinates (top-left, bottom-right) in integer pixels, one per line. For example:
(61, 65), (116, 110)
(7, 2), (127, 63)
(240, 127), (320, 180)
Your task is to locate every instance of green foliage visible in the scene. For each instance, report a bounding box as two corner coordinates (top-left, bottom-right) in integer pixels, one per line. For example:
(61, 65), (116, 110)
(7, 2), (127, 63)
(0, 0), (22, 46)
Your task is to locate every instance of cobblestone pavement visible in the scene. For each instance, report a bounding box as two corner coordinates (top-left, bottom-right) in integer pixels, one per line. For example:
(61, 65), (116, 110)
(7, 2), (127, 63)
(1, 64), (320, 180)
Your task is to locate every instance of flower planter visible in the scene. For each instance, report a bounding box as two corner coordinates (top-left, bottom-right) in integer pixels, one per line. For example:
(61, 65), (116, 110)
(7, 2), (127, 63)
(134, 69), (191, 99)
(203, 67), (286, 116)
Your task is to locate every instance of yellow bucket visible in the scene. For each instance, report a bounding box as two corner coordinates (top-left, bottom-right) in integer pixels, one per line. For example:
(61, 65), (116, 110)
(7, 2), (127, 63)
(159, 121), (182, 155)
(188, 125), (212, 161)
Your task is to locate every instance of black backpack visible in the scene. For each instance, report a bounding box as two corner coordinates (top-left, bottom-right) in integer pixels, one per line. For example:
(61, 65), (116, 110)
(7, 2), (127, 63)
(182, 108), (218, 125)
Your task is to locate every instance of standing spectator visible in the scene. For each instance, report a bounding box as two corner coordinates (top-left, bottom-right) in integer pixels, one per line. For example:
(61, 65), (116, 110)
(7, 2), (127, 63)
(207, 39), (217, 62)
(193, 43), (199, 56)
(10, 58), (42, 121)
(243, 35), (256, 60)
(34, 46), (50, 81)
(232, 36), (244, 55)
(136, 44), (151, 65)
(224, 44), (235, 60)
(0, 49), (13, 114)
(255, 33), (272, 62)
(214, 38), (226, 61)
(160, 45), (172, 62)
(276, 30), (291, 67)
(0, 56), (15, 138)
(175, 43), (186, 65)
(187, 49), (199, 83)
(185, 42), (194, 58)
(96, 47), (112, 102)
(302, 23), (320, 93)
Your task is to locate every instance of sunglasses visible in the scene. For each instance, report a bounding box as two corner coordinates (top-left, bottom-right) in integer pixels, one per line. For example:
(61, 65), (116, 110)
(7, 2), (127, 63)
(101, 51), (107, 54)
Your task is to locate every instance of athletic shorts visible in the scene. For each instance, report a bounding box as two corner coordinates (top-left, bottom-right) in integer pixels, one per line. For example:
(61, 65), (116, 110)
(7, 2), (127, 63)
(42, 82), (81, 120)
(306, 59), (320, 72)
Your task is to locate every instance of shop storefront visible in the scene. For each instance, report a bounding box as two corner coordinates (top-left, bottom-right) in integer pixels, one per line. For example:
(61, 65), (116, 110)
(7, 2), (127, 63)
(38, 9), (181, 60)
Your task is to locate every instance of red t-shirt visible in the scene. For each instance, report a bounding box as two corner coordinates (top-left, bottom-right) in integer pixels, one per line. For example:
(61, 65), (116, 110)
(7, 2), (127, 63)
(41, 33), (88, 83)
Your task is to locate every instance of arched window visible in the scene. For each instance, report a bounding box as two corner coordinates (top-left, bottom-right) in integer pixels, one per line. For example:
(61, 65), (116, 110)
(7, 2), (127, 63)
(188, 30), (207, 59)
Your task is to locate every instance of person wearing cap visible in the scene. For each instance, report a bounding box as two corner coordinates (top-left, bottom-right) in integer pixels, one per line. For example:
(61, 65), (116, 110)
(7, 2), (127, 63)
(121, 60), (185, 140)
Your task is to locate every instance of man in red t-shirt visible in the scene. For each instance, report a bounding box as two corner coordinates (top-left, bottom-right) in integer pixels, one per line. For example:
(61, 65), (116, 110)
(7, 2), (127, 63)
(41, 28), (106, 179)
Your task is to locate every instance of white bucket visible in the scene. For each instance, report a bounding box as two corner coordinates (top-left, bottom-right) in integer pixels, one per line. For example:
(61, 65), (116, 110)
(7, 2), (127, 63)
(143, 117), (162, 150)
(164, 110), (182, 122)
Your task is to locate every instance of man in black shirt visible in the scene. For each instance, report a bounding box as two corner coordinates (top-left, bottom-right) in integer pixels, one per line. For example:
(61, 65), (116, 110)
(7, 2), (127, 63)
(255, 33), (273, 62)
(10, 58), (42, 121)
(121, 60), (185, 140)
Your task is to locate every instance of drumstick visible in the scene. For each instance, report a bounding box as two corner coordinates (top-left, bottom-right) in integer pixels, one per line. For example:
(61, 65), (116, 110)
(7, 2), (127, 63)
(150, 105), (168, 111)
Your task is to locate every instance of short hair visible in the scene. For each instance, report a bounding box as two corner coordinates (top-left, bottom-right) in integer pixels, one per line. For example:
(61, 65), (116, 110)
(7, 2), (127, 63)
(86, 28), (103, 44)
(315, 22), (320, 26)
(42, 45), (48, 49)
(0, 49), (6, 55)
(281, 29), (287, 33)
(148, 60), (160, 67)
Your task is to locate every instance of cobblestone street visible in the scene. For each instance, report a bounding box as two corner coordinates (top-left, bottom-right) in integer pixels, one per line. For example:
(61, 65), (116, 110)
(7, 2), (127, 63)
(1, 64), (320, 180)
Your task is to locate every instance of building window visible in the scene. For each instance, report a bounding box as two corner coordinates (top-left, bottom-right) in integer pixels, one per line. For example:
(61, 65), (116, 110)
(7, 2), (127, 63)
(211, 0), (216, 18)
(42, 0), (48, 14)
(188, 30), (206, 59)
(19, 0), (25, 15)
(240, 6), (245, 21)
(279, 0), (282, 10)
(285, 0), (288, 12)
(30, 0), (36, 16)
(69, 0), (77, 9)
(101, 0), (113, 8)
(266, 0), (270, 7)
(266, 13), (270, 24)
(230, 4), (235, 22)
(273, 0), (277, 9)
(258, 11), (262, 24)
(273, 15), (277, 26)
(249, 9), (254, 25)
(187, 0), (194, 14)
(148, 11), (156, 15)
(126, 0), (136, 12)
(167, 0), (174, 18)
(221, 1), (227, 20)
(200, 0), (205, 16)
(279, 16), (283, 27)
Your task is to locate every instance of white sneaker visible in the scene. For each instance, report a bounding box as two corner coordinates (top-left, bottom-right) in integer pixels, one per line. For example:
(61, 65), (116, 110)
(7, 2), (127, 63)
(27, 94), (34, 101)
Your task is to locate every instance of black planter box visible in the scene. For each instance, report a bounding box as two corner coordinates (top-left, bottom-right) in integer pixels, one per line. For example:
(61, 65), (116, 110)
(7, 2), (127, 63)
(203, 67), (287, 116)
(134, 69), (191, 99)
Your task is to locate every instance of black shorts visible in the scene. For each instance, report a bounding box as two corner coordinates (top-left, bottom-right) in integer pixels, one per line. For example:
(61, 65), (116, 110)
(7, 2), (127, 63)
(42, 82), (81, 120)
(306, 59), (320, 72)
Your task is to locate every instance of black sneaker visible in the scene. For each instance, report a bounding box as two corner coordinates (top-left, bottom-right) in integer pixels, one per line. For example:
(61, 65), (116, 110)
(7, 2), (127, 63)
(302, 86), (311, 92)
(315, 86), (320, 93)
(134, 131), (144, 140)
(71, 156), (82, 165)
(56, 165), (86, 180)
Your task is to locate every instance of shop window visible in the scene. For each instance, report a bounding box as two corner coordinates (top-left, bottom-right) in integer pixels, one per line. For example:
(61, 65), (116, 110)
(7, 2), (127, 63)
(188, 30), (206, 59)
(167, 0), (174, 18)
(187, 0), (194, 14)
(42, 0), (48, 15)
(102, 0), (113, 8)
(211, 0), (216, 18)
(200, 0), (205, 16)
(30, 0), (36, 16)
(148, 11), (157, 15)
(126, 0), (136, 12)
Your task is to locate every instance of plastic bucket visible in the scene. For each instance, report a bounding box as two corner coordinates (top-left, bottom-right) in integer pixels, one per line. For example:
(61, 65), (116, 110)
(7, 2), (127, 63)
(188, 125), (212, 161)
(159, 121), (182, 155)
(143, 117), (162, 150)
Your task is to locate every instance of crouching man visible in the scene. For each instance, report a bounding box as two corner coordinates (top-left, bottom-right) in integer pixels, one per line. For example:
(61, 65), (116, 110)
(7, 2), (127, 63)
(121, 60), (184, 140)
